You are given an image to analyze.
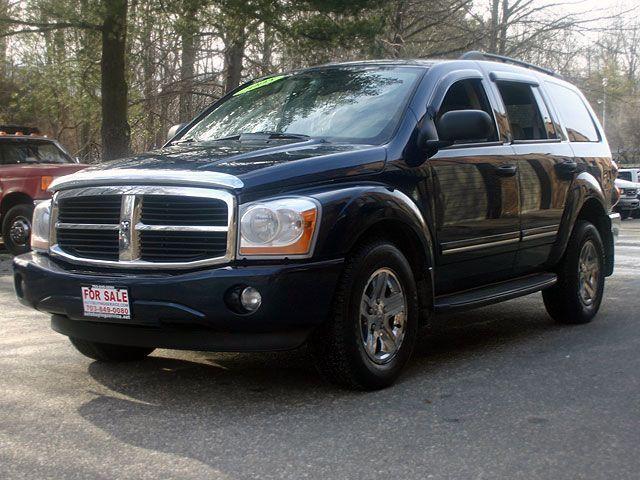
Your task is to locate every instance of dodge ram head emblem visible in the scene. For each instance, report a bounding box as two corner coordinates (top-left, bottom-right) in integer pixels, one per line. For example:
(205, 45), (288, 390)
(118, 220), (131, 249)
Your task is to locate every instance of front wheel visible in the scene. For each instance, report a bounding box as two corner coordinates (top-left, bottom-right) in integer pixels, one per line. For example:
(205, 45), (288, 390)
(309, 240), (420, 390)
(620, 210), (631, 220)
(2, 204), (34, 255)
(543, 220), (605, 324)
(69, 337), (154, 362)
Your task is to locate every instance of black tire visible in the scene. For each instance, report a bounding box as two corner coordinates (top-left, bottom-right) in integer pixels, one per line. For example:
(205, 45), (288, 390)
(543, 220), (605, 324)
(620, 210), (630, 220)
(309, 240), (420, 390)
(69, 337), (154, 362)
(2, 203), (34, 255)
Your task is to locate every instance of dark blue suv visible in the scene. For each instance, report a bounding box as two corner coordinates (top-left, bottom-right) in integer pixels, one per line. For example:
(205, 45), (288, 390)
(13, 53), (621, 389)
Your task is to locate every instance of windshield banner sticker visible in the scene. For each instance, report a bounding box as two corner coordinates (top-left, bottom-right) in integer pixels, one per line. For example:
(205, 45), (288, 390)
(233, 75), (286, 96)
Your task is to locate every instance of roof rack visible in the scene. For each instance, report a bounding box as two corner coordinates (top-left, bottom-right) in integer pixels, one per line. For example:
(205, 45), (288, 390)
(459, 51), (558, 77)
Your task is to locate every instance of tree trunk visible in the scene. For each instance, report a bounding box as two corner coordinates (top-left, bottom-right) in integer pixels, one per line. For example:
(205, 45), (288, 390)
(224, 24), (246, 93)
(179, 30), (196, 121)
(488, 0), (500, 53)
(0, 2), (7, 80)
(389, 1), (405, 58)
(498, 0), (509, 55)
(100, 0), (131, 161)
(140, 1), (156, 149)
(261, 23), (273, 76)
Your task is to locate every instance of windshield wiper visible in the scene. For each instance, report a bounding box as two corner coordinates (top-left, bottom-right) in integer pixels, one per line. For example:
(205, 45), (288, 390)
(173, 137), (196, 145)
(211, 131), (311, 142)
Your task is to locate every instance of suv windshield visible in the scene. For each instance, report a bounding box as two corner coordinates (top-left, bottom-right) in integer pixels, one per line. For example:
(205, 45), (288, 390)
(0, 140), (73, 164)
(181, 66), (423, 145)
(618, 171), (632, 182)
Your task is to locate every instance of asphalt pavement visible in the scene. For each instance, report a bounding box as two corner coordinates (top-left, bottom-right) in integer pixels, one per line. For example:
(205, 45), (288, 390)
(1, 220), (639, 480)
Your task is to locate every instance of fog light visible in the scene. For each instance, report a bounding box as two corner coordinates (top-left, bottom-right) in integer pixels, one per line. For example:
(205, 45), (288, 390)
(240, 287), (262, 312)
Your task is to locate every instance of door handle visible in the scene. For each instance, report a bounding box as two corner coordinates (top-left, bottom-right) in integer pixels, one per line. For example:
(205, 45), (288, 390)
(556, 160), (578, 175)
(493, 164), (517, 177)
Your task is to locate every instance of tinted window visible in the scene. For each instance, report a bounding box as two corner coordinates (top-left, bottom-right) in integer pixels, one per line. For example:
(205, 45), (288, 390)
(496, 82), (553, 141)
(0, 141), (72, 165)
(437, 79), (497, 143)
(182, 66), (423, 145)
(545, 83), (599, 142)
(618, 171), (632, 181)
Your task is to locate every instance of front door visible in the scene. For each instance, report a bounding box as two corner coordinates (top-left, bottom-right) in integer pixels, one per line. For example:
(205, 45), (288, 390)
(429, 77), (520, 294)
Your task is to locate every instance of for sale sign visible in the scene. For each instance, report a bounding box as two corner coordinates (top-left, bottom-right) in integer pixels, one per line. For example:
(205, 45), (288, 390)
(81, 285), (131, 320)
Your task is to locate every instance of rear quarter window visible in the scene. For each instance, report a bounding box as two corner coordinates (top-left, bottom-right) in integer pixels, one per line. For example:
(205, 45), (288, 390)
(545, 82), (600, 142)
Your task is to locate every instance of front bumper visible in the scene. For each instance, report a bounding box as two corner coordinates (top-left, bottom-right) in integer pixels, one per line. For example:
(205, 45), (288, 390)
(13, 253), (343, 351)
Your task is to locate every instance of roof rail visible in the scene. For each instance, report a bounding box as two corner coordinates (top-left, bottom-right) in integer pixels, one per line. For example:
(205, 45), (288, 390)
(459, 51), (558, 77)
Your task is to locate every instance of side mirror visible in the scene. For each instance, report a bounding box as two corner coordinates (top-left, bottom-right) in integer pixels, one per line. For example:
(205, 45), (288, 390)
(167, 123), (186, 142)
(437, 110), (493, 143)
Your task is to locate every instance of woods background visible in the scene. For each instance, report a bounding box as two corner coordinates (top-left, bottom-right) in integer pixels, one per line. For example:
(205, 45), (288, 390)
(1, 0), (639, 164)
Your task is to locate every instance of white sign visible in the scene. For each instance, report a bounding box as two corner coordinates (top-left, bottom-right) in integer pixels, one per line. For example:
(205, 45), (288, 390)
(81, 285), (131, 320)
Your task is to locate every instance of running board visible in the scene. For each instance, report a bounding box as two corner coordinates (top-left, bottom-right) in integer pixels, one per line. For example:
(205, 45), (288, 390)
(434, 273), (558, 314)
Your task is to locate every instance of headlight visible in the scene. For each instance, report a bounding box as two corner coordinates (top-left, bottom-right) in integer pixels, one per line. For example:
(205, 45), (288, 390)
(31, 199), (52, 252)
(239, 197), (319, 257)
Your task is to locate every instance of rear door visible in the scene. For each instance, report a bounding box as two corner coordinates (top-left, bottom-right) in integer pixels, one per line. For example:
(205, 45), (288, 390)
(489, 73), (575, 273)
(428, 73), (520, 294)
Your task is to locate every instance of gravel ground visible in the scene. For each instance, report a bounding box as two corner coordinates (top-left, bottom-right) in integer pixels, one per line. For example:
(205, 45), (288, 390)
(1, 220), (639, 480)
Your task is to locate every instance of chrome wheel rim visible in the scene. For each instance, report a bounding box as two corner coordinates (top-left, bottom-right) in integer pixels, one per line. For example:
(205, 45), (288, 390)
(9, 216), (31, 247)
(578, 240), (600, 307)
(359, 268), (407, 364)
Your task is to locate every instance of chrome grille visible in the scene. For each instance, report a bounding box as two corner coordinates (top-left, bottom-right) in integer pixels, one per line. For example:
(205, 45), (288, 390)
(57, 195), (122, 224)
(50, 186), (235, 269)
(141, 195), (228, 226)
(139, 231), (228, 262)
(57, 228), (119, 261)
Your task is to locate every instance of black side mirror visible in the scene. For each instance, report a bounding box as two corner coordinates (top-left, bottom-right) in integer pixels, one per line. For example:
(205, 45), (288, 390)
(437, 110), (493, 143)
(167, 123), (186, 142)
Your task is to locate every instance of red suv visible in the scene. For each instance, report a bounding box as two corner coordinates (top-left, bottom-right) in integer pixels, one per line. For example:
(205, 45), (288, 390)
(0, 126), (86, 254)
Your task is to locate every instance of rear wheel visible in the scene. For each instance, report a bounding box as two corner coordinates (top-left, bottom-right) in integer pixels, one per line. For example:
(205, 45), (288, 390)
(2, 203), (34, 255)
(69, 337), (154, 362)
(309, 240), (420, 390)
(543, 220), (605, 324)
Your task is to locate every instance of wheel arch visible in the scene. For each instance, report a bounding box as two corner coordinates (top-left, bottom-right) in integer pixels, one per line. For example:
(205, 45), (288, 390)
(311, 185), (436, 323)
(576, 198), (614, 276)
(1, 191), (33, 218)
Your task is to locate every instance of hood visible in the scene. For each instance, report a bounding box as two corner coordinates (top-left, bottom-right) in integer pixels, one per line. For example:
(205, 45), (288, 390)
(78, 139), (386, 193)
(615, 178), (640, 188)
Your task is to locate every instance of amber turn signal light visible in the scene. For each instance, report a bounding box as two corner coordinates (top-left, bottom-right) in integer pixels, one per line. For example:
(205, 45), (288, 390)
(40, 176), (54, 191)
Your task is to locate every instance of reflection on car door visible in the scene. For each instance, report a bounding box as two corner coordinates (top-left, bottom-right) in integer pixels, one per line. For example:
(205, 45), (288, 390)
(429, 77), (520, 294)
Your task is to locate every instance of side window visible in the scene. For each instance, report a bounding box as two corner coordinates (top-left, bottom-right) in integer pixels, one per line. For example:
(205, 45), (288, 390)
(545, 82), (599, 142)
(438, 79), (497, 143)
(0, 144), (23, 164)
(496, 82), (554, 141)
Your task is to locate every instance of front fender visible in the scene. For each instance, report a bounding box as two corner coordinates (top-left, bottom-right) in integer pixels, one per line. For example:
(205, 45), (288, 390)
(309, 185), (434, 266)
